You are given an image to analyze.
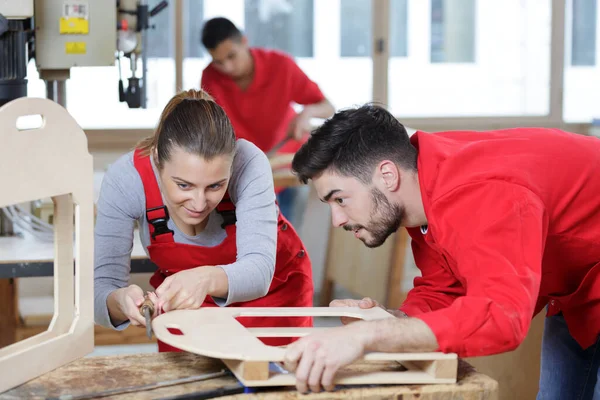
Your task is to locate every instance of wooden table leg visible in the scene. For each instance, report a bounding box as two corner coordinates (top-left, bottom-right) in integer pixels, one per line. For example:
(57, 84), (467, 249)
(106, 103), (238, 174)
(386, 229), (409, 309)
(0, 278), (17, 348)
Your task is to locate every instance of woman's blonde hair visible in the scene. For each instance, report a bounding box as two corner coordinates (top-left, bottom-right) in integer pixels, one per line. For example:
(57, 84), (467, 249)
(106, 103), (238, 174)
(137, 89), (236, 168)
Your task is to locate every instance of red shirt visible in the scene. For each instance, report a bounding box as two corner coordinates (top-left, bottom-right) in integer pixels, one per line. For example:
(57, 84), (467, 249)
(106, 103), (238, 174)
(201, 48), (326, 153)
(400, 128), (600, 357)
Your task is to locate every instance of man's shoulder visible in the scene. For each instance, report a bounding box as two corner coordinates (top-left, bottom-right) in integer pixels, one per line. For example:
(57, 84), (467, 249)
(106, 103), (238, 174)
(201, 62), (220, 81)
(253, 47), (295, 67)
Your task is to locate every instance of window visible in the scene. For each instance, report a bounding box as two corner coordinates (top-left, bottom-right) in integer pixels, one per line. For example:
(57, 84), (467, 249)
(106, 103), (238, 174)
(340, 0), (370, 57)
(184, 0), (205, 59)
(388, 0), (551, 118)
(244, 0), (313, 57)
(185, 1), (372, 111)
(430, 0), (476, 63)
(571, 0), (596, 66)
(563, 0), (600, 122)
(340, 0), (408, 57)
(390, 0), (409, 58)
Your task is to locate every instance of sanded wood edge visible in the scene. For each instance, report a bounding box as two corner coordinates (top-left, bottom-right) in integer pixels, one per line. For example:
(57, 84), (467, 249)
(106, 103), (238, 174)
(401, 358), (458, 381)
(222, 359), (270, 381)
(229, 367), (457, 388)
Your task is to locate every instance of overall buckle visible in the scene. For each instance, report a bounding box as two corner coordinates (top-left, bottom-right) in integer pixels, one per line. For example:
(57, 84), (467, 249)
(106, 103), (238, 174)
(218, 209), (236, 229)
(146, 206), (174, 239)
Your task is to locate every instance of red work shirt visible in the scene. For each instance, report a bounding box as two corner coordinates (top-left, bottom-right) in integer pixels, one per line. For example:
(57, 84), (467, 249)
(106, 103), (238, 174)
(399, 128), (600, 358)
(201, 48), (326, 153)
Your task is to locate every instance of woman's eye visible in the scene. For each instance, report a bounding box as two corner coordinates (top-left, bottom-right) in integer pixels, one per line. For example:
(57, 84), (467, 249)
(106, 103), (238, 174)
(208, 184), (222, 190)
(335, 198), (344, 205)
(177, 183), (189, 189)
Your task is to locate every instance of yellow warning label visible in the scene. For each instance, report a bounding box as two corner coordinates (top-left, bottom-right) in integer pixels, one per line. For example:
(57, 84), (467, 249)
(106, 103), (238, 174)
(60, 17), (89, 34)
(66, 42), (87, 54)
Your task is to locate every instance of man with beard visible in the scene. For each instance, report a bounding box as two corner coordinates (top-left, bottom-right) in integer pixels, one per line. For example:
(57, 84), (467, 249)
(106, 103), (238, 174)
(283, 104), (600, 400)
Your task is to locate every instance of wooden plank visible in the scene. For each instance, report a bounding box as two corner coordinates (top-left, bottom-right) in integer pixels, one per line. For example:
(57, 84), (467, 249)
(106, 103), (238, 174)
(222, 360), (270, 381)
(0, 353), (498, 400)
(386, 229), (409, 309)
(0, 279), (17, 349)
(324, 227), (406, 306)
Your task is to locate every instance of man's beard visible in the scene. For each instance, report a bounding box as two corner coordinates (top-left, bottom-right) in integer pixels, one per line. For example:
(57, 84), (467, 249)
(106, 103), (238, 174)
(343, 187), (404, 248)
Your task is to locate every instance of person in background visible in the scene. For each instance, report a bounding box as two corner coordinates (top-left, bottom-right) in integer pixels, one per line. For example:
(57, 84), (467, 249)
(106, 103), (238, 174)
(94, 89), (313, 352)
(199, 17), (335, 229)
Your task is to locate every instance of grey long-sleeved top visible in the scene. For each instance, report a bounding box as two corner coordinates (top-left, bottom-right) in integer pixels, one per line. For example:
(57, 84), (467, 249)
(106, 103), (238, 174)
(94, 139), (277, 329)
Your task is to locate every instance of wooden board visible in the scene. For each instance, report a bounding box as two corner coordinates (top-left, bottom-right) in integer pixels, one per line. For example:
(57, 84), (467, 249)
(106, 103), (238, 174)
(322, 227), (409, 308)
(0, 97), (95, 393)
(0, 279), (17, 348)
(0, 353), (498, 400)
(152, 307), (458, 387)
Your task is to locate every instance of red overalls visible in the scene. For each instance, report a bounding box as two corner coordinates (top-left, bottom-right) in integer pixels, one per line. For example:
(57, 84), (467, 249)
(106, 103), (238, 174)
(133, 149), (314, 352)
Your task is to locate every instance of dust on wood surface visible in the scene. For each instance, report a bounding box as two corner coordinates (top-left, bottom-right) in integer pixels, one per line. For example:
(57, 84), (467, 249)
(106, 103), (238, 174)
(0, 352), (498, 400)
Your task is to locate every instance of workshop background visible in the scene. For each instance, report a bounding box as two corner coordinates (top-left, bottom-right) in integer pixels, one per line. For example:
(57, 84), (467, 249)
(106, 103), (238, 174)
(1, 1), (599, 399)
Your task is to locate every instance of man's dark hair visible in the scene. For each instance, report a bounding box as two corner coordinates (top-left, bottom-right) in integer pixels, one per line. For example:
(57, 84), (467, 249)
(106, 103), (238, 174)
(201, 17), (243, 50)
(292, 104), (417, 184)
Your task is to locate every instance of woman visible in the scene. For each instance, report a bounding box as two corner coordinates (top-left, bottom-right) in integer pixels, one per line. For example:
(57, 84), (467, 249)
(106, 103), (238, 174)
(94, 89), (313, 351)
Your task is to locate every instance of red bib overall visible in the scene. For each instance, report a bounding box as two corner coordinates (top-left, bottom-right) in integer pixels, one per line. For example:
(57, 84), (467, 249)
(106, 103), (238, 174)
(133, 149), (313, 351)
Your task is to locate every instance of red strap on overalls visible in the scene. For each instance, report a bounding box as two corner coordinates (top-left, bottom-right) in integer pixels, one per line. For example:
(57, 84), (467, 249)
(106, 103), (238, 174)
(133, 149), (174, 244)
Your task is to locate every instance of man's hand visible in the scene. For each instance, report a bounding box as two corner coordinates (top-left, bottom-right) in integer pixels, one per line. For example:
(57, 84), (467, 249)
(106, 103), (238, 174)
(330, 297), (408, 324)
(287, 112), (312, 141)
(155, 266), (226, 312)
(109, 284), (158, 327)
(283, 316), (439, 393)
(283, 322), (370, 393)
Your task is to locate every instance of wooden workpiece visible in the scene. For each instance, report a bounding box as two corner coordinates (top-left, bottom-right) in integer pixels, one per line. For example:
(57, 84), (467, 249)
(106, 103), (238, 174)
(0, 352), (498, 399)
(153, 307), (458, 387)
(0, 97), (95, 393)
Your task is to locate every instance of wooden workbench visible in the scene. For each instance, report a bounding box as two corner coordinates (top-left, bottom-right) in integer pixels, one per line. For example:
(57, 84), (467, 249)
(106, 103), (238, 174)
(0, 352), (497, 399)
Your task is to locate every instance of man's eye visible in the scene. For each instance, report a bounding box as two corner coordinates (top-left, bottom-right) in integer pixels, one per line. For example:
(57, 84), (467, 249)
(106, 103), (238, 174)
(335, 198), (344, 205)
(177, 183), (189, 189)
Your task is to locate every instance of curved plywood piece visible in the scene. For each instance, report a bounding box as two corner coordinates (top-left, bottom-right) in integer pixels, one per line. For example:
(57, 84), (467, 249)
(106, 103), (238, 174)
(0, 98), (94, 393)
(153, 307), (458, 387)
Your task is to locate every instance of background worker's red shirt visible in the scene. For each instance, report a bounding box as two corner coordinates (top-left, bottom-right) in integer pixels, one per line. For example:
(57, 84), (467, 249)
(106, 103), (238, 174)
(201, 48), (326, 153)
(399, 128), (600, 358)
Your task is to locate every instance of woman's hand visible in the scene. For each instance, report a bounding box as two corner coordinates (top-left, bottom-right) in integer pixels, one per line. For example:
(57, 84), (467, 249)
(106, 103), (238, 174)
(108, 285), (158, 327)
(155, 266), (228, 312)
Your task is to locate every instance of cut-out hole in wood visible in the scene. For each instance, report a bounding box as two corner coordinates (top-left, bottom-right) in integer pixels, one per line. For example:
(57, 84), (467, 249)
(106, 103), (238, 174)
(167, 327), (184, 335)
(15, 114), (44, 131)
(1, 198), (65, 351)
(153, 307), (458, 387)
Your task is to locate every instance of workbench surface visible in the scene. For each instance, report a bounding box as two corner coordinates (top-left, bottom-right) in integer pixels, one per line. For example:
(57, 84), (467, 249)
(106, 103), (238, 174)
(0, 231), (154, 278)
(0, 352), (498, 399)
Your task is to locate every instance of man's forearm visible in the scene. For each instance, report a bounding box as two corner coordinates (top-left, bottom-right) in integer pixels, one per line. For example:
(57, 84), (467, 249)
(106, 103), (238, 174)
(303, 99), (334, 120)
(361, 317), (439, 353)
